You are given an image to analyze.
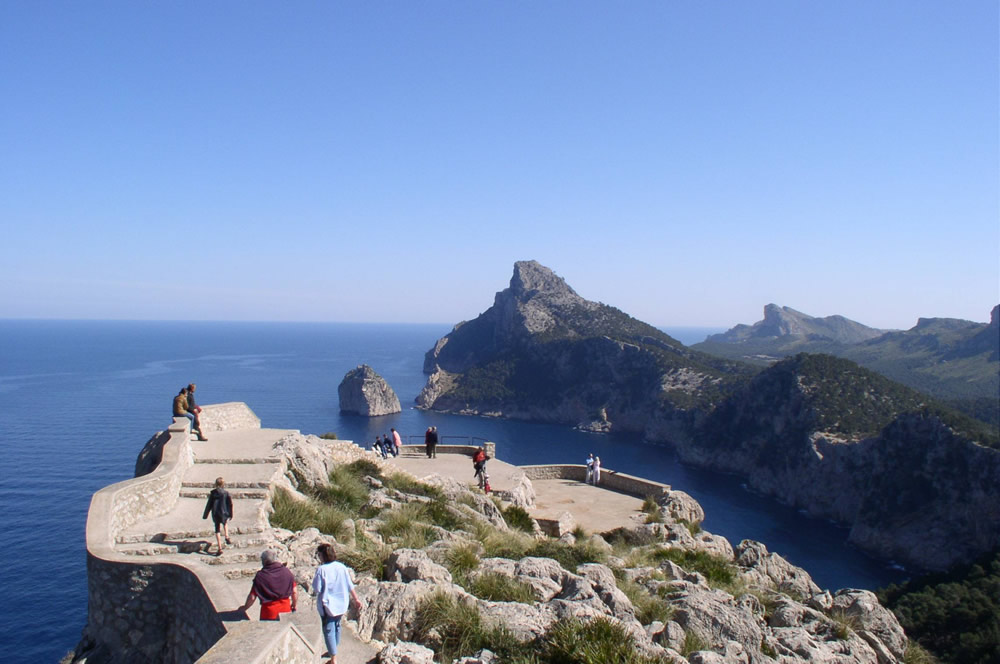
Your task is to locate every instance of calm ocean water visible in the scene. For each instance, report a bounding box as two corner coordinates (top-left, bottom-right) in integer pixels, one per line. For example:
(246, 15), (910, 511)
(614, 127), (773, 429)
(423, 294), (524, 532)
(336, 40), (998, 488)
(0, 321), (907, 663)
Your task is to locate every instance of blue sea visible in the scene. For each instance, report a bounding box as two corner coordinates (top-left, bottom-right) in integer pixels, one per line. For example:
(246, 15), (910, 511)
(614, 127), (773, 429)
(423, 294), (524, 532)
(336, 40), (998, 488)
(0, 321), (908, 663)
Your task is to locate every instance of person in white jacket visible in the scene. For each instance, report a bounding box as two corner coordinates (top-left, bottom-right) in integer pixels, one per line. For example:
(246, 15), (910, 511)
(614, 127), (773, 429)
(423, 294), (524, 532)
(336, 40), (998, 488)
(313, 543), (362, 664)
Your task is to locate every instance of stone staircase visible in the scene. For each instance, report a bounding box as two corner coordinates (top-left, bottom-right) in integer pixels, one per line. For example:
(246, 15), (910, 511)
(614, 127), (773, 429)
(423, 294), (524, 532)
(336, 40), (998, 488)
(110, 426), (377, 663)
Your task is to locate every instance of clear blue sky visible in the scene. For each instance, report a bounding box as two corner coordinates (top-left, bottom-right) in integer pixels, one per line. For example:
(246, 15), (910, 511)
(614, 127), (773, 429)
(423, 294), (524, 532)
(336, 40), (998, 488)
(1, 2), (996, 329)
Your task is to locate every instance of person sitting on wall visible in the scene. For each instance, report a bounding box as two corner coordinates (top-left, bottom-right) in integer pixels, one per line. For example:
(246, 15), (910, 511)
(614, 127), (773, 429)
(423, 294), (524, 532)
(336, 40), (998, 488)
(240, 550), (298, 620)
(184, 383), (205, 434)
(173, 387), (207, 441)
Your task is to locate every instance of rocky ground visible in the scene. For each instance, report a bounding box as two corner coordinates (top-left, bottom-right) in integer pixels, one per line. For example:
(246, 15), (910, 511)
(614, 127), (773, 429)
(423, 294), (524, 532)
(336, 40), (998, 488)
(261, 434), (912, 664)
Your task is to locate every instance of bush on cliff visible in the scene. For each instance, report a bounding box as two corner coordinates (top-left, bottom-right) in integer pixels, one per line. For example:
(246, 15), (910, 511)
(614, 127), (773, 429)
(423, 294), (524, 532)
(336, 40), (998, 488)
(878, 548), (1000, 664)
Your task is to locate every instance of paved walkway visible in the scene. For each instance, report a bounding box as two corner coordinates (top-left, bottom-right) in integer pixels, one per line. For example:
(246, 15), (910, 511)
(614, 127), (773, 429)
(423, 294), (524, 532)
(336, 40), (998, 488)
(387, 449), (646, 534)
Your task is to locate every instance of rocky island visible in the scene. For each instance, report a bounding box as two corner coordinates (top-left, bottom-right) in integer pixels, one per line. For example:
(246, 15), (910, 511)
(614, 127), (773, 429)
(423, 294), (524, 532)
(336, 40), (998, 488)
(417, 261), (1000, 572)
(339, 364), (402, 416)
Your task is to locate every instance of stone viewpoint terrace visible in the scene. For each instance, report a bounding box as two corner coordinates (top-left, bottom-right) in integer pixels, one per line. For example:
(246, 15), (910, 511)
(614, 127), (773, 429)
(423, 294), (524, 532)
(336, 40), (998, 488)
(78, 403), (674, 664)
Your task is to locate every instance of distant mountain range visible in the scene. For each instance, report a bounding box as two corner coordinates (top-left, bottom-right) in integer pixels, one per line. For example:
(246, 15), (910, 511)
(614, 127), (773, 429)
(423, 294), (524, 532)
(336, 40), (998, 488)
(693, 304), (999, 423)
(417, 261), (1000, 571)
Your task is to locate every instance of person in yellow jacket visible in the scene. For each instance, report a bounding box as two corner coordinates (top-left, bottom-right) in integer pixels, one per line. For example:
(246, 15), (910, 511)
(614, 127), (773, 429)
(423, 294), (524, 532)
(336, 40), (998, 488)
(173, 388), (207, 440)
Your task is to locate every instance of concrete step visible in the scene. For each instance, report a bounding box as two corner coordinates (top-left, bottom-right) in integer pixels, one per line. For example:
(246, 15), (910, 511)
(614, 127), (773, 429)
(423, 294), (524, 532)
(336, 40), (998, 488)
(193, 457), (277, 465)
(183, 461), (282, 488)
(116, 497), (268, 544)
(115, 533), (274, 556)
(180, 488), (269, 500)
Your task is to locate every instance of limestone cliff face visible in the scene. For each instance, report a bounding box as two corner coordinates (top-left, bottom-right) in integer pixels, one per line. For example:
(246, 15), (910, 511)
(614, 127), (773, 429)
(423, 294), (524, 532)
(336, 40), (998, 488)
(683, 354), (1000, 571)
(339, 365), (401, 416)
(417, 260), (744, 432)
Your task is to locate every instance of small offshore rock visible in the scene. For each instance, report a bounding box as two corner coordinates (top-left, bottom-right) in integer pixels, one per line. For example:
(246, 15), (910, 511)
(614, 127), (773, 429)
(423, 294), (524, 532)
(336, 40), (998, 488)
(339, 364), (402, 416)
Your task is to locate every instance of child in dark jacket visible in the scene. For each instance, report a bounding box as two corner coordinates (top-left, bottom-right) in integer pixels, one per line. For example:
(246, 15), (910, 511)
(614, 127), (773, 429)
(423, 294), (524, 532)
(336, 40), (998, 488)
(203, 477), (233, 555)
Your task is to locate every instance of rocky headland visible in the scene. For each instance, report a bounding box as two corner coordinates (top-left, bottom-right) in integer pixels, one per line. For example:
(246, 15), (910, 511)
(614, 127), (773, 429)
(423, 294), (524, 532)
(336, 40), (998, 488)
(417, 261), (1000, 572)
(339, 364), (402, 416)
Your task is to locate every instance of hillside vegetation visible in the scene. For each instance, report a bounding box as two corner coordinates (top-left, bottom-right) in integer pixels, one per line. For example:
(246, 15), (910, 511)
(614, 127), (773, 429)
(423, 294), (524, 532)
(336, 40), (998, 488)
(879, 549), (1000, 664)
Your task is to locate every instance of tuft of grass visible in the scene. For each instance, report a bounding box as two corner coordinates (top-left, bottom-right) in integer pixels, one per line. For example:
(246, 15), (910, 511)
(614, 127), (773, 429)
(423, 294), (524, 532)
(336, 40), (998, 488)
(616, 576), (673, 625)
(420, 499), (466, 531)
(414, 592), (524, 662)
(680, 630), (711, 657)
(467, 572), (536, 603)
(503, 505), (536, 533)
(571, 525), (588, 541)
(384, 472), (446, 500)
(446, 543), (481, 580)
(339, 530), (391, 580)
(270, 488), (350, 539)
(679, 519), (702, 535)
(525, 538), (608, 572)
(544, 617), (666, 664)
(828, 607), (861, 641)
(902, 639), (939, 664)
(319, 465), (371, 512)
(379, 503), (436, 548)
(319, 432), (338, 440)
(478, 526), (533, 561)
(651, 547), (737, 588)
(641, 496), (664, 524)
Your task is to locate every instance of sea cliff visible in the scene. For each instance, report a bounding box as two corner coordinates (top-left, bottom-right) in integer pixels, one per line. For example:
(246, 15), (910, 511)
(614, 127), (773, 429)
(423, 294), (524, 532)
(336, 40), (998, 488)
(418, 262), (1000, 572)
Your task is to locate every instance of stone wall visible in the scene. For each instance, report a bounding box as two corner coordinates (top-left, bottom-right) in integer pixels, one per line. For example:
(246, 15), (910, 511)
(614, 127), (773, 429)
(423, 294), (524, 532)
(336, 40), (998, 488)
(83, 553), (226, 663)
(520, 464), (671, 499)
(77, 415), (240, 664)
(199, 402), (262, 432)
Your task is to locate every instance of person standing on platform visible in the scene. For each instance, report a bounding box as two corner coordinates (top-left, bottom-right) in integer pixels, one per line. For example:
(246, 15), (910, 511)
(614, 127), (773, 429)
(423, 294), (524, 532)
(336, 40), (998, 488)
(390, 428), (402, 456)
(314, 543), (362, 664)
(424, 427), (433, 458)
(593, 456), (601, 485)
(240, 550), (298, 620)
(585, 453), (595, 484)
(428, 426), (439, 458)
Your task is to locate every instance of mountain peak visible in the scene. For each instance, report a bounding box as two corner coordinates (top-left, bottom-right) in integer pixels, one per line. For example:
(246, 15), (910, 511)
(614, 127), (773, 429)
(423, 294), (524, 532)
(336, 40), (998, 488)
(510, 260), (578, 299)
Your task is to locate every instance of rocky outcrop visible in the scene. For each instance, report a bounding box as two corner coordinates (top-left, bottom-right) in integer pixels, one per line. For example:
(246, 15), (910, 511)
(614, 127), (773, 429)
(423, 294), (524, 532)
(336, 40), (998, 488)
(339, 364), (402, 416)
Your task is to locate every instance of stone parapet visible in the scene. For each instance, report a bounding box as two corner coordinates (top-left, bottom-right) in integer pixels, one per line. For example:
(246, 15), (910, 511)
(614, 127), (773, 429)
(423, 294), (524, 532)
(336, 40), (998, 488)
(78, 408), (252, 663)
(520, 464), (671, 499)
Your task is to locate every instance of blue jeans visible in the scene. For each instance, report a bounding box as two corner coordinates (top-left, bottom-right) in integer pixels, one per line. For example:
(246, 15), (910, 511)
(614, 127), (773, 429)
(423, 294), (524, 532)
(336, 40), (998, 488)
(322, 614), (342, 656)
(182, 412), (197, 431)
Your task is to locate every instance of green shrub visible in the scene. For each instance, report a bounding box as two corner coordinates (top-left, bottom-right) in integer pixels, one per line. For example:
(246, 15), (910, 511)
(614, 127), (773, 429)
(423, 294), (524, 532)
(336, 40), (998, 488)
(479, 527), (532, 560)
(420, 499), (466, 531)
(641, 496), (659, 513)
(319, 432), (338, 439)
(319, 466), (371, 512)
(503, 505), (536, 533)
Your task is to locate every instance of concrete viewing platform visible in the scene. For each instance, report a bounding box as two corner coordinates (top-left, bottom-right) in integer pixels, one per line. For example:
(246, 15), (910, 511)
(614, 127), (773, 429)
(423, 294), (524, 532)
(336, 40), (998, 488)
(386, 451), (649, 534)
(80, 403), (677, 664)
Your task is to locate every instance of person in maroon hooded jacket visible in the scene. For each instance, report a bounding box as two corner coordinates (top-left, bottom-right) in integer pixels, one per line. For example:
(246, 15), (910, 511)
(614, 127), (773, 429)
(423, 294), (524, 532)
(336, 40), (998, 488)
(240, 550), (298, 620)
